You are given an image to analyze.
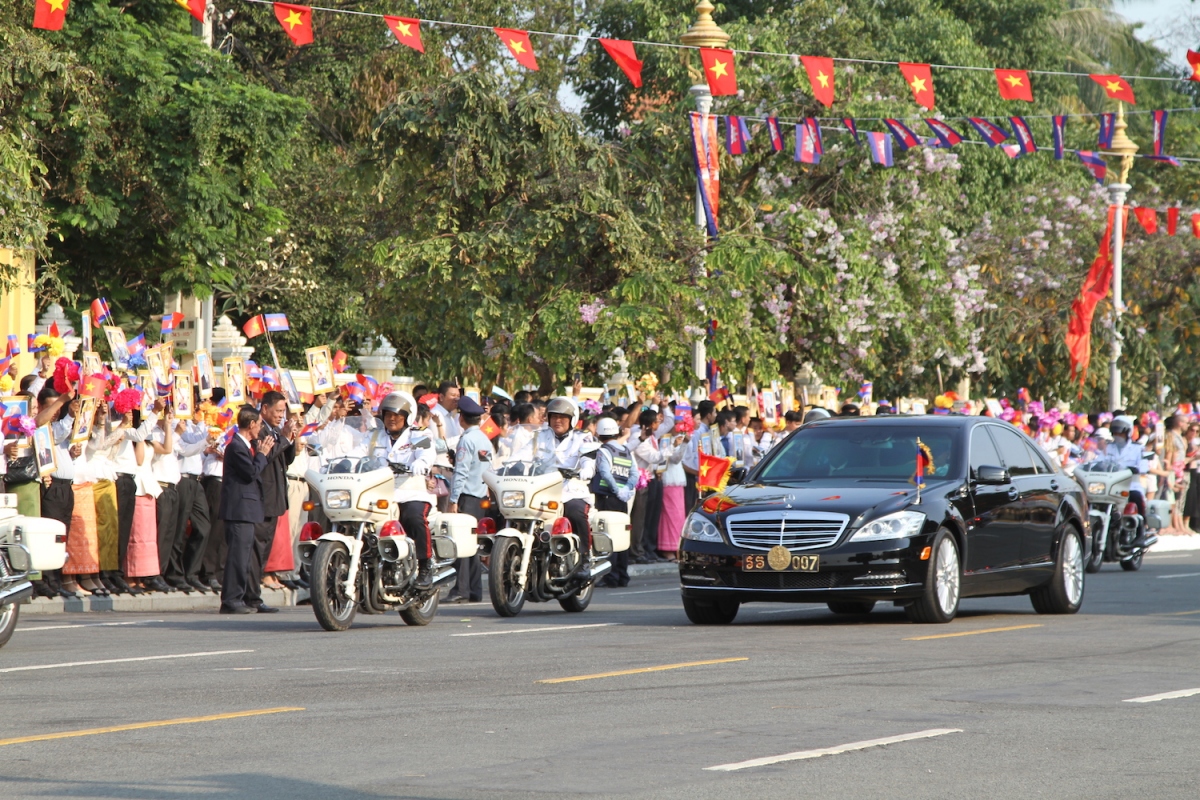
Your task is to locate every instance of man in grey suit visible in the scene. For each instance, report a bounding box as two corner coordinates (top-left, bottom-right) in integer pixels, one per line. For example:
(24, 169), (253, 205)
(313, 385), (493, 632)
(220, 406), (276, 614)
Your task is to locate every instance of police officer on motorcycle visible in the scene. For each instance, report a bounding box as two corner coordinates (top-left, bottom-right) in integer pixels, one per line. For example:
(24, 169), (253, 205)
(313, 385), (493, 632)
(368, 392), (415, 459)
(1105, 415), (1151, 548)
(591, 417), (639, 587)
(377, 392), (437, 589)
(546, 397), (596, 573)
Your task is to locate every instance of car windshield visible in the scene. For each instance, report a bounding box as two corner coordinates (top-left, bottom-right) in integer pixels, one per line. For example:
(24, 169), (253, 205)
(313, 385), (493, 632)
(755, 424), (962, 482)
(496, 426), (559, 476)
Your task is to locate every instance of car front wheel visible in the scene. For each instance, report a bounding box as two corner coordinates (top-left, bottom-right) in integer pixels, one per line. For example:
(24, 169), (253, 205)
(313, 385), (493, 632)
(906, 530), (960, 624)
(682, 596), (739, 625)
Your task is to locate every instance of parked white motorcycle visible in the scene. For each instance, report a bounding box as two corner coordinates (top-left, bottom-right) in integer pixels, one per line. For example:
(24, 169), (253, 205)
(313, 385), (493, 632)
(479, 429), (630, 617)
(298, 440), (479, 632)
(0, 493), (67, 648)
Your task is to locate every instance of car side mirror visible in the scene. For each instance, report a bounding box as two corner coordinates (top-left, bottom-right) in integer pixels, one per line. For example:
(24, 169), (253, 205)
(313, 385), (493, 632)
(974, 465), (1010, 485)
(728, 467), (747, 486)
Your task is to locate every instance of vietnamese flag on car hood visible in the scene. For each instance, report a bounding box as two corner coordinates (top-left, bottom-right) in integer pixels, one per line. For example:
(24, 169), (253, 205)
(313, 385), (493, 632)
(273, 3), (313, 46)
(697, 452), (733, 493)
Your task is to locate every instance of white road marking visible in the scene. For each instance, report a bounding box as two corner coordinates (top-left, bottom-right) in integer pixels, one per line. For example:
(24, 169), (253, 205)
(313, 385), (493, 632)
(1146, 554), (1191, 560)
(1124, 688), (1200, 704)
(757, 607), (826, 615)
(611, 588), (679, 596)
(1156, 572), (1200, 580)
(704, 728), (963, 771)
(17, 620), (163, 633)
(452, 623), (619, 637)
(0, 650), (253, 674)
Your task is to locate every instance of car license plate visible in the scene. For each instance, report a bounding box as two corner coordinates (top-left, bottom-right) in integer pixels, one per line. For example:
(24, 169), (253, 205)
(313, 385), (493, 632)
(743, 546), (819, 573)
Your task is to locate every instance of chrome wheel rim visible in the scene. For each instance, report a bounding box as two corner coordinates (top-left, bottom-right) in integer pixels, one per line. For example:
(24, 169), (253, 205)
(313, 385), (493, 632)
(326, 550), (353, 620)
(935, 538), (960, 615)
(0, 604), (14, 632)
(1062, 534), (1084, 605)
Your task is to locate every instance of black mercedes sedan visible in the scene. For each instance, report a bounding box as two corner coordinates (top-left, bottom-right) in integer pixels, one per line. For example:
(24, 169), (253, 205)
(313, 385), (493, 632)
(679, 416), (1089, 624)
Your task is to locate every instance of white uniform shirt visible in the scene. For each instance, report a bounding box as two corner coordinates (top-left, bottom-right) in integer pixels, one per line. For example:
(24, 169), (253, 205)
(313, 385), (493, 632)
(177, 421), (210, 476)
(387, 427), (437, 505)
(554, 430), (596, 503)
(150, 426), (182, 485)
(432, 403), (462, 467)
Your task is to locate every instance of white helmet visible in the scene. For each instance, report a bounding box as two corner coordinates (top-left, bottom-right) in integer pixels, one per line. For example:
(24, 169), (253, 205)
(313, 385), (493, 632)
(379, 391), (415, 417)
(547, 396), (580, 428)
(596, 417), (620, 437)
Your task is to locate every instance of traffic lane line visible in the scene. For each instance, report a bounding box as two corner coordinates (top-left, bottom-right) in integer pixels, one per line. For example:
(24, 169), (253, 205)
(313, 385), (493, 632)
(704, 728), (963, 771)
(1124, 688), (1200, 704)
(0, 649), (253, 673)
(17, 620), (164, 633)
(1159, 610), (1200, 616)
(451, 623), (619, 637)
(0, 707), (304, 747)
(537, 657), (748, 684)
(1157, 572), (1200, 579)
(904, 624), (1042, 641)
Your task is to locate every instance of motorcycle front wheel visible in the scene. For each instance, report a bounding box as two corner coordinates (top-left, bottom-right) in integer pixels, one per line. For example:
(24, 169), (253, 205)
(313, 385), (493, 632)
(489, 538), (526, 617)
(311, 542), (357, 631)
(0, 602), (18, 649)
(1085, 530), (1105, 573)
(1121, 552), (1144, 571)
(400, 591), (439, 626)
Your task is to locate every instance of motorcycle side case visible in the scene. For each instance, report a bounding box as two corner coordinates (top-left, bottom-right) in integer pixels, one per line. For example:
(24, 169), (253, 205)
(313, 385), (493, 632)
(0, 514), (67, 571)
(436, 513), (480, 558)
(1146, 499), (1171, 531)
(590, 511), (631, 553)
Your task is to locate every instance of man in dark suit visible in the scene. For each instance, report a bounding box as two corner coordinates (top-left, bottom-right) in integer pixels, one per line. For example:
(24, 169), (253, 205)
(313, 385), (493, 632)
(245, 391), (297, 613)
(220, 406), (276, 614)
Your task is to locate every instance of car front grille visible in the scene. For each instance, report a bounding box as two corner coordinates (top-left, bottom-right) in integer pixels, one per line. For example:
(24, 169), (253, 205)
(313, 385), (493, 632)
(725, 511), (850, 552)
(731, 572), (842, 590)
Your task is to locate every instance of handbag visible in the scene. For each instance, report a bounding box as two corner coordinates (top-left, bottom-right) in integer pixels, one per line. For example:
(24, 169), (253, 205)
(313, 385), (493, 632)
(4, 455), (39, 487)
(428, 474), (450, 498)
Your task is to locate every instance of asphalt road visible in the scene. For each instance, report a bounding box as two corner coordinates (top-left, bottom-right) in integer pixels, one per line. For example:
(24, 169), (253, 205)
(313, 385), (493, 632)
(3, 550), (1200, 799)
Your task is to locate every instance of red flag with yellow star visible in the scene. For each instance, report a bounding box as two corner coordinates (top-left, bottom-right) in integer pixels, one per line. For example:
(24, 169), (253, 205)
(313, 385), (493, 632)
(1090, 74), (1136, 104)
(273, 3), (313, 46)
(800, 55), (835, 107)
(598, 39), (643, 88)
(33, 0), (70, 31)
(495, 28), (539, 70)
(1188, 50), (1200, 82)
(174, 0), (205, 23)
(899, 62), (935, 109)
(697, 452), (733, 494)
(384, 16), (423, 53)
(994, 68), (1033, 102)
(700, 48), (738, 96)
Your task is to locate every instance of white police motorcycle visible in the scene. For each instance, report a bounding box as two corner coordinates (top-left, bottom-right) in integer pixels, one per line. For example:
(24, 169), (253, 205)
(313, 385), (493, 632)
(0, 493), (67, 648)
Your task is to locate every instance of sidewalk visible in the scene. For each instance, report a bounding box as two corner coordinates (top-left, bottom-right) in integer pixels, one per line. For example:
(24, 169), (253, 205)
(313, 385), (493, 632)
(20, 562), (679, 615)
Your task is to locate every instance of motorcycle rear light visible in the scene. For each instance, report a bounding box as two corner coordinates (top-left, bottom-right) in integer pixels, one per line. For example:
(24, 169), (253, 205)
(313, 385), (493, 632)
(477, 517), (496, 536)
(552, 518), (572, 536)
(379, 520), (404, 538)
(1123, 503), (1138, 516)
(299, 522), (323, 542)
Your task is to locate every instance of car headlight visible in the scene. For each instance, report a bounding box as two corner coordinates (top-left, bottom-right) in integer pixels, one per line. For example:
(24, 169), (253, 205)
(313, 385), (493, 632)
(500, 491), (525, 508)
(1086, 482), (1107, 495)
(325, 490), (351, 509)
(682, 513), (723, 543)
(849, 510), (926, 542)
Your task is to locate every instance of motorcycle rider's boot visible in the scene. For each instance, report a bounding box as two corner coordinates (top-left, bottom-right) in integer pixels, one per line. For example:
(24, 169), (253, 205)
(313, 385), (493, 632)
(415, 560), (434, 590)
(1132, 531), (1151, 549)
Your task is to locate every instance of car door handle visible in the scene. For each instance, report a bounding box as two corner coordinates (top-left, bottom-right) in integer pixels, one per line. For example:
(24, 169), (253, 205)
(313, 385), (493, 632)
(1049, 480), (1059, 491)
(1007, 486), (1019, 500)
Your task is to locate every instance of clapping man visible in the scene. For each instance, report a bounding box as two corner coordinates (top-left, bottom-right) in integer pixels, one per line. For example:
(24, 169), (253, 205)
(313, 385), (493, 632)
(219, 406), (276, 614)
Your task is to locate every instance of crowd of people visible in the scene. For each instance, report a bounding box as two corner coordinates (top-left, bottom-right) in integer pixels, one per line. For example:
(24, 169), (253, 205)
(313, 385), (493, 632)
(5, 339), (1199, 612)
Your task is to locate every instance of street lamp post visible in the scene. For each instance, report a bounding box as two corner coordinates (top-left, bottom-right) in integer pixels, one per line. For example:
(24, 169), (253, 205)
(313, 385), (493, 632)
(1106, 103), (1138, 412)
(682, 3), (728, 385)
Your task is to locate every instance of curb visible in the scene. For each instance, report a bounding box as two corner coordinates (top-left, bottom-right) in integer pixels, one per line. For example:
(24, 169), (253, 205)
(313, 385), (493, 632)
(19, 562), (678, 615)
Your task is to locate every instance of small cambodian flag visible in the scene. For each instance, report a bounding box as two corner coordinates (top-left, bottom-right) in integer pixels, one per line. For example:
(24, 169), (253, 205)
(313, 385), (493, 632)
(724, 116), (751, 155)
(1097, 113), (1115, 149)
(1052, 115), (1067, 160)
(161, 312), (184, 335)
(264, 313), (290, 332)
(127, 334), (146, 357)
(867, 132), (894, 166)
(27, 334), (43, 354)
(6, 335), (19, 356)
(1009, 117), (1036, 154)
(299, 422), (320, 438)
(90, 298), (113, 326)
(765, 118), (784, 152)
(1076, 150), (1107, 183)
(842, 118), (859, 144)
(882, 119), (920, 150)
(967, 117), (1009, 146)
(1151, 110), (1168, 157)
(923, 119), (963, 148)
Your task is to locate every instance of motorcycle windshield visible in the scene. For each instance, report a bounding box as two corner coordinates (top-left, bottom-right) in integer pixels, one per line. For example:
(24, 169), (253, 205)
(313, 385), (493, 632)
(496, 426), (558, 476)
(1076, 459), (1124, 473)
(314, 415), (382, 473)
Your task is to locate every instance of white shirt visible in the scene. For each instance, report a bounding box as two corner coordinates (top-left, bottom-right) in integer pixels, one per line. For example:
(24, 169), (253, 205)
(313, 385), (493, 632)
(112, 413), (159, 476)
(432, 403), (462, 467)
(554, 430), (596, 503)
(177, 421), (210, 475)
(387, 427), (437, 505)
(150, 427), (182, 485)
(50, 416), (76, 482)
(202, 447), (224, 477)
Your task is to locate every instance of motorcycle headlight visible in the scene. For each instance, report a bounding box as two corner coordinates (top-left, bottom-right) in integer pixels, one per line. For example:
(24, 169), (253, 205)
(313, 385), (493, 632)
(682, 513), (723, 543)
(324, 490), (351, 509)
(500, 491), (525, 508)
(1086, 482), (1106, 495)
(849, 510), (926, 542)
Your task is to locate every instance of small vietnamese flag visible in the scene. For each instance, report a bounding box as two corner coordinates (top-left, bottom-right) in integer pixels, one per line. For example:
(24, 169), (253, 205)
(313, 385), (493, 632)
(384, 16), (424, 53)
(598, 39), (643, 88)
(242, 315), (266, 339)
(161, 312), (184, 335)
(994, 68), (1033, 102)
(700, 48), (738, 96)
(33, 0), (70, 31)
(480, 415), (502, 440)
(1090, 74), (1136, 104)
(48, 321), (60, 338)
(82, 374), (108, 400)
(273, 3), (313, 47)
(800, 56), (836, 107)
(1133, 207), (1158, 235)
(495, 28), (539, 71)
(174, 0), (205, 23)
(1188, 50), (1200, 82)
(1168, 207), (1179, 236)
(332, 350), (348, 373)
(1193, 213), (1200, 238)
(899, 62), (935, 109)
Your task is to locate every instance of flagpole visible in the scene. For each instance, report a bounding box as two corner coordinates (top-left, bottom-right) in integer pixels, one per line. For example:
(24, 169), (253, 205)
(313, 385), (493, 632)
(1106, 104), (1138, 413)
